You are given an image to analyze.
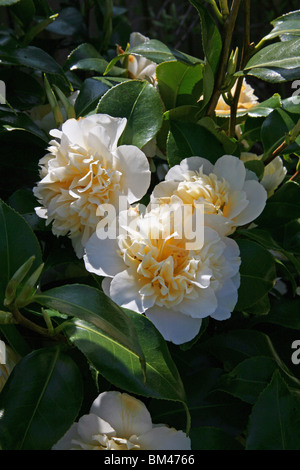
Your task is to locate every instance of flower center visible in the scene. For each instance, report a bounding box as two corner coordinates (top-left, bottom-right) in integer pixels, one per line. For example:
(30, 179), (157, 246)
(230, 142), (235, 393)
(173, 171), (230, 215)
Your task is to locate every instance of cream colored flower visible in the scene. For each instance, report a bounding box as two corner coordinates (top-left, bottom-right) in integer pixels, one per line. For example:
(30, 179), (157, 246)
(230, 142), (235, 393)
(52, 391), (191, 450)
(240, 152), (287, 197)
(152, 155), (267, 237)
(0, 342), (19, 393)
(84, 199), (241, 345)
(215, 79), (259, 116)
(33, 114), (151, 258)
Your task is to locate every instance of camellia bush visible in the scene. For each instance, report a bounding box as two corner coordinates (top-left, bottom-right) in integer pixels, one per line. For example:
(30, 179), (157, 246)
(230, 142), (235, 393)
(0, 0), (300, 451)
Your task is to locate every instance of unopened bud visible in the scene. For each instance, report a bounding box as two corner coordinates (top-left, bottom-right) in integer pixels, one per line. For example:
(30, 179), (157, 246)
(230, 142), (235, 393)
(16, 263), (44, 308)
(53, 85), (76, 120)
(4, 256), (35, 306)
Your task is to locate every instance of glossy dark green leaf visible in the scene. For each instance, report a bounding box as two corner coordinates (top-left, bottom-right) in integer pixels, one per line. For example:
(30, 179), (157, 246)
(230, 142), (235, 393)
(8, 188), (45, 231)
(238, 39), (300, 83)
(0, 70), (45, 111)
(246, 371), (300, 449)
(62, 308), (187, 408)
(0, 199), (43, 309)
(167, 120), (224, 167)
(245, 39), (300, 71)
(256, 181), (300, 227)
(247, 93), (282, 117)
(263, 10), (300, 42)
(0, 45), (66, 76)
(190, 426), (243, 450)
(74, 78), (110, 117)
(254, 298), (300, 330)
(156, 61), (203, 110)
(128, 39), (201, 65)
(0, 346), (83, 450)
(236, 239), (276, 310)
(243, 159), (265, 179)
(97, 80), (164, 148)
(34, 284), (145, 367)
(0, 110), (48, 142)
(200, 329), (283, 370)
(65, 43), (126, 77)
(214, 356), (281, 404)
(11, 0), (35, 29)
(189, 0), (222, 73)
(261, 108), (299, 156)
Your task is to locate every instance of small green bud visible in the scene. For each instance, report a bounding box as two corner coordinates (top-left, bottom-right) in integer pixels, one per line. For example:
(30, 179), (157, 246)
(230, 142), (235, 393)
(53, 85), (76, 120)
(44, 75), (63, 127)
(4, 256), (35, 306)
(15, 263), (44, 308)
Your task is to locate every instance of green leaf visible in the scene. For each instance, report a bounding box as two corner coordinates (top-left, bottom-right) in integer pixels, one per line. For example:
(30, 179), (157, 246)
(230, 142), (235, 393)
(0, 69), (45, 111)
(246, 371), (300, 449)
(190, 426), (243, 450)
(8, 188), (46, 231)
(0, 0), (21, 5)
(34, 284), (145, 368)
(167, 120), (224, 167)
(263, 10), (300, 43)
(261, 108), (299, 156)
(239, 39), (300, 83)
(243, 159), (265, 179)
(74, 78), (110, 117)
(0, 199), (43, 310)
(0, 110), (48, 143)
(62, 308), (187, 409)
(11, 0), (35, 29)
(156, 61), (203, 110)
(189, 0), (222, 73)
(0, 346), (83, 450)
(236, 239), (276, 310)
(247, 93), (282, 117)
(254, 298), (300, 330)
(245, 39), (300, 71)
(0, 45), (67, 78)
(128, 39), (201, 65)
(256, 181), (300, 227)
(97, 80), (164, 149)
(214, 356), (282, 404)
(65, 43), (126, 77)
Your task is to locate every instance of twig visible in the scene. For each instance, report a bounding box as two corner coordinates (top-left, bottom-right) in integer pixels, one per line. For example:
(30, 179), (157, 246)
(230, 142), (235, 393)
(263, 140), (289, 166)
(229, 0), (252, 137)
(206, 0), (242, 117)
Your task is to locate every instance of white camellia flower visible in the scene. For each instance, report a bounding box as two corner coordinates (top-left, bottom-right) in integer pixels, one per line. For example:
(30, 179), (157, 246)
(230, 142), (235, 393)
(52, 391), (191, 450)
(33, 114), (151, 258)
(240, 152), (287, 197)
(152, 155), (267, 237)
(215, 79), (259, 116)
(84, 198), (241, 345)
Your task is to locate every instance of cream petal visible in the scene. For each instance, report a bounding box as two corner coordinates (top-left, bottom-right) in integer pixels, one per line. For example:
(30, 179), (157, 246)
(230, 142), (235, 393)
(223, 190), (249, 220)
(234, 179), (267, 225)
(178, 287), (218, 318)
(84, 232), (125, 277)
(77, 414), (115, 444)
(165, 157), (213, 181)
(113, 145), (151, 203)
(151, 180), (180, 200)
(102, 277), (112, 297)
(213, 155), (246, 191)
(134, 425), (191, 450)
(90, 391), (153, 438)
(211, 277), (240, 320)
(145, 306), (202, 344)
(109, 269), (144, 313)
(82, 114), (127, 150)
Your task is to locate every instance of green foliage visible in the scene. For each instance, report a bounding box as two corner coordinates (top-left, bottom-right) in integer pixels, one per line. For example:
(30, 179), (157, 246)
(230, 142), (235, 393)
(0, 0), (299, 452)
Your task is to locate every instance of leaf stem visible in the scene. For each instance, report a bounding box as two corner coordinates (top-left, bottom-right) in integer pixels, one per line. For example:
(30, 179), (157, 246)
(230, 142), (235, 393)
(229, 0), (253, 137)
(11, 306), (67, 342)
(206, 0), (242, 117)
